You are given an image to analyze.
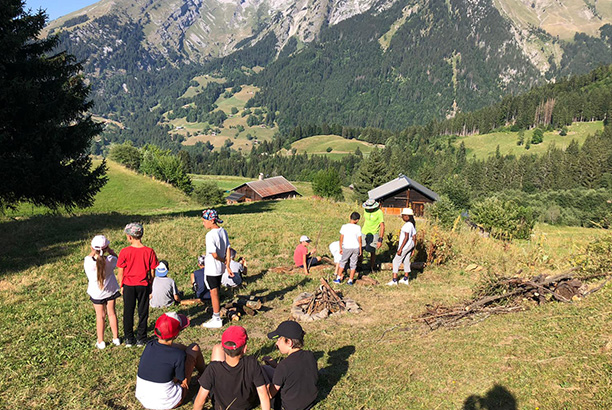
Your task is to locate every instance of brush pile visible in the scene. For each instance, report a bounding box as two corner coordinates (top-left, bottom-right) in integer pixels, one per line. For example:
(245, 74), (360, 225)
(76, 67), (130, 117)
(292, 278), (361, 321)
(417, 269), (608, 330)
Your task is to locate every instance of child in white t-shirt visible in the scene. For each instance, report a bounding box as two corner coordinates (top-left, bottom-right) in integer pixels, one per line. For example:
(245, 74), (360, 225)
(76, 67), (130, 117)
(84, 235), (121, 349)
(389, 208), (417, 286)
(334, 212), (362, 285)
(201, 209), (232, 329)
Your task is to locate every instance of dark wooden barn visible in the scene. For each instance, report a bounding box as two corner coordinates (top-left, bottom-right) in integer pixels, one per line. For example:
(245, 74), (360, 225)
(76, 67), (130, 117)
(367, 174), (439, 216)
(228, 176), (300, 204)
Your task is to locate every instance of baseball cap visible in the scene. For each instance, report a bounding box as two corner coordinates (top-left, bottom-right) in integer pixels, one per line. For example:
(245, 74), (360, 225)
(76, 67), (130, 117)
(91, 235), (109, 251)
(222, 326), (248, 350)
(124, 222), (144, 237)
(202, 209), (223, 224)
(267, 320), (304, 340)
(155, 261), (169, 277)
(154, 312), (190, 340)
(299, 235), (311, 243)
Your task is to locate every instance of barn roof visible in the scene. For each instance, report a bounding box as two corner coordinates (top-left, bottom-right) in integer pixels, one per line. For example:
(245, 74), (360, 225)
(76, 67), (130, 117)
(226, 192), (245, 202)
(368, 175), (439, 201)
(233, 176), (300, 198)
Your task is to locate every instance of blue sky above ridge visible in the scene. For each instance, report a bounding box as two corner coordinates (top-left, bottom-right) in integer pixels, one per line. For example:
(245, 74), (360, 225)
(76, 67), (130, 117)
(25, 0), (98, 21)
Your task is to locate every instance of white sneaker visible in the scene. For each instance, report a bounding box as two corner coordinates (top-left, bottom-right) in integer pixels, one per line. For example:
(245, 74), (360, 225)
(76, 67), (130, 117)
(399, 277), (410, 285)
(112, 338), (121, 346)
(202, 317), (223, 329)
(96, 341), (106, 350)
(386, 280), (398, 286)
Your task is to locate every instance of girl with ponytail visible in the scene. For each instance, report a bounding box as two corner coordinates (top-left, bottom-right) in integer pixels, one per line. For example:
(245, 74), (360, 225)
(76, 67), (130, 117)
(84, 235), (121, 349)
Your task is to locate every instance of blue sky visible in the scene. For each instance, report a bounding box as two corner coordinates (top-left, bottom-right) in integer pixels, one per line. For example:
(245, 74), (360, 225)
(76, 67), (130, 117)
(24, 0), (98, 21)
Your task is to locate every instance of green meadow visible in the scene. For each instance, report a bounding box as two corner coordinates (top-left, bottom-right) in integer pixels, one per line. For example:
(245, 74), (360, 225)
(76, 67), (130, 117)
(2, 162), (612, 409)
(455, 121), (604, 159)
(290, 135), (378, 158)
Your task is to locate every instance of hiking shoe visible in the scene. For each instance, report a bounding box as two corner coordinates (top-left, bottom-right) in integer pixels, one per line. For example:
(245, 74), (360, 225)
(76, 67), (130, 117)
(333, 278), (342, 284)
(95, 341), (106, 350)
(387, 280), (398, 286)
(399, 277), (410, 285)
(136, 340), (146, 347)
(202, 317), (223, 329)
(112, 338), (121, 346)
(347, 280), (353, 286)
(124, 339), (135, 347)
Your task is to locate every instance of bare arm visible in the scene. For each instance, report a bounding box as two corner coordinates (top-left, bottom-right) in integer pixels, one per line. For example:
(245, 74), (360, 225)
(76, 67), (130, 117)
(117, 267), (124, 293)
(192, 387), (209, 410)
(268, 383), (281, 399)
(225, 247), (233, 277)
(257, 384), (271, 410)
(377, 222), (385, 249)
(397, 234), (409, 255)
(339, 234), (344, 255)
(303, 252), (308, 275)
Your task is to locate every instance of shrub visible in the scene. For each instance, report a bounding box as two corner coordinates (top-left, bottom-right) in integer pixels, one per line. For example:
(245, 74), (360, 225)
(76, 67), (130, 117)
(425, 195), (460, 229)
(470, 197), (536, 240)
(572, 234), (612, 277)
(326, 147), (333, 152)
(109, 142), (141, 170)
(312, 168), (344, 201)
(192, 181), (225, 206)
(413, 227), (454, 265)
(231, 107), (238, 115)
(531, 128), (544, 144)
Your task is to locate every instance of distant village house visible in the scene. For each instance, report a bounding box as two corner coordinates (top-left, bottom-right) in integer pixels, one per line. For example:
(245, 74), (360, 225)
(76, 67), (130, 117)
(368, 174), (439, 216)
(226, 174), (301, 204)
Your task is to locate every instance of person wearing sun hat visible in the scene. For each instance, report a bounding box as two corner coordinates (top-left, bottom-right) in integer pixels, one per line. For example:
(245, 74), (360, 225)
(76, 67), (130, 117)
(388, 207), (417, 286)
(193, 326), (270, 410)
(136, 312), (205, 410)
(201, 209), (232, 329)
(361, 198), (385, 272)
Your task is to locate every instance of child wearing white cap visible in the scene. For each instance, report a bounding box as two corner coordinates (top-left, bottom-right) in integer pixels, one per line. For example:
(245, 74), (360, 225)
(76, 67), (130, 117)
(84, 235), (121, 349)
(293, 235), (321, 275)
(388, 208), (416, 286)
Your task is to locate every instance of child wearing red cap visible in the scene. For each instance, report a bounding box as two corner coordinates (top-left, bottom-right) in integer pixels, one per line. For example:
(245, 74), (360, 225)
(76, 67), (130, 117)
(135, 312), (205, 410)
(193, 326), (270, 410)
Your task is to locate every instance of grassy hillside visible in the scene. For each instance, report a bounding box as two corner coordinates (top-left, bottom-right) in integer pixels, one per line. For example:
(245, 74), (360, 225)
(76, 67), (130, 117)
(455, 121), (604, 159)
(2, 165), (612, 409)
(290, 135), (379, 158)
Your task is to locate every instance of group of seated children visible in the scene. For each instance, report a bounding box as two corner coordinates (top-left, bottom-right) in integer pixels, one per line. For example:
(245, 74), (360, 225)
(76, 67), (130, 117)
(136, 314), (319, 410)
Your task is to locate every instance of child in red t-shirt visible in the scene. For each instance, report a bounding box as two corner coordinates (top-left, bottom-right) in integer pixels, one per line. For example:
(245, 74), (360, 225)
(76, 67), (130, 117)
(117, 222), (159, 347)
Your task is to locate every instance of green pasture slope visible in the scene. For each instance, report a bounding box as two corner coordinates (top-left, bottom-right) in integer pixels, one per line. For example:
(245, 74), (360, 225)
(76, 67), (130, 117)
(291, 134), (378, 158)
(455, 121), (604, 159)
(2, 163), (612, 409)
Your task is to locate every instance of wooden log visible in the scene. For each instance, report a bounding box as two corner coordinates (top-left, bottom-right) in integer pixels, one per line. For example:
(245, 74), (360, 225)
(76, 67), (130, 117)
(320, 278), (346, 308)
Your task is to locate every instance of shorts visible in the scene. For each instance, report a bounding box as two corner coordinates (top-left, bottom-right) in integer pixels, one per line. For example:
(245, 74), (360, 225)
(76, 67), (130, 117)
(362, 233), (379, 253)
(204, 275), (221, 290)
(90, 291), (121, 305)
(297, 257), (320, 269)
(339, 248), (359, 270)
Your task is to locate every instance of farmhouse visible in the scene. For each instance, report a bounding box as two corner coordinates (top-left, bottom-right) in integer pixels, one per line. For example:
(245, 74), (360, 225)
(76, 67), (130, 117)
(368, 174), (439, 216)
(227, 175), (300, 204)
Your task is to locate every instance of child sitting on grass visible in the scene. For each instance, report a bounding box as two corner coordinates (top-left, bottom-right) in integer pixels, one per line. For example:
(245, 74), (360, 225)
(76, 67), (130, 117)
(222, 248), (246, 288)
(84, 235), (121, 349)
(150, 260), (182, 308)
(136, 312), (205, 410)
(264, 321), (318, 410)
(193, 326), (270, 410)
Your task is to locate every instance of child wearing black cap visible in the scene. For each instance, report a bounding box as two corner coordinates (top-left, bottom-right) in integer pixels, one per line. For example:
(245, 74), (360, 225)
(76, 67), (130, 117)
(265, 321), (318, 410)
(193, 326), (270, 410)
(135, 312), (205, 410)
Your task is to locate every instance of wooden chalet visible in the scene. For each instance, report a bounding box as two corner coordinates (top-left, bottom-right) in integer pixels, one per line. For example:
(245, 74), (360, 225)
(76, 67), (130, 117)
(227, 175), (300, 204)
(368, 174), (439, 216)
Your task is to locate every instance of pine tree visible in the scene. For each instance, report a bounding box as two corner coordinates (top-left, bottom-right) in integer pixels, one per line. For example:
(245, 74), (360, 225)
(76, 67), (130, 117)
(352, 150), (393, 202)
(0, 1), (106, 211)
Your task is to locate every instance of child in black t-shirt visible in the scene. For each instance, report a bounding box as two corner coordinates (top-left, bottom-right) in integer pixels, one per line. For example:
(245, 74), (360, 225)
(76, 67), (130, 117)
(193, 326), (270, 410)
(135, 312), (205, 410)
(264, 321), (319, 410)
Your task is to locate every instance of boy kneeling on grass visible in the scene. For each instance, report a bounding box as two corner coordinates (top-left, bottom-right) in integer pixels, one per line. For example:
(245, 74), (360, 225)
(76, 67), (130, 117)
(193, 326), (270, 410)
(136, 312), (205, 410)
(264, 321), (318, 410)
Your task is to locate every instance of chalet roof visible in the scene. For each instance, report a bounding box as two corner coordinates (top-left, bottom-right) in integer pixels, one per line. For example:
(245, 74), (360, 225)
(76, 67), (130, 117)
(226, 192), (245, 202)
(233, 176), (300, 198)
(368, 175), (439, 202)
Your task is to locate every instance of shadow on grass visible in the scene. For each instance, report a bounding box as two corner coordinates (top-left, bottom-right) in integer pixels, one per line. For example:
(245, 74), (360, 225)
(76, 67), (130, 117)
(0, 200), (278, 277)
(463, 384), (517, 410)
(103, 399), (129, 410)
(247, 277), (310, 302)
(317, 345), (355, 401)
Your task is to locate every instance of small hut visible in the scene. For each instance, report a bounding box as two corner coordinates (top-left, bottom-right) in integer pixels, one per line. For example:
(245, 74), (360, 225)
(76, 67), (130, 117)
(368, 174), (439, 216)
(228, 175), (300, 203)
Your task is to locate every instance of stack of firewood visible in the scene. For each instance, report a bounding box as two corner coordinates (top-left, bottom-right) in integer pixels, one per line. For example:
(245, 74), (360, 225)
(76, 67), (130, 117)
(220, 296), (265, 322)
(416, 269), (608, 330)
(292, 278), (361, 321)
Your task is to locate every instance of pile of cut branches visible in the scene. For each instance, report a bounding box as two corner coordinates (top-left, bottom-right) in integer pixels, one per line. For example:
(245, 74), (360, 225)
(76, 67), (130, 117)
(292, 278), (361, 321)
(417, 269), (609, 330)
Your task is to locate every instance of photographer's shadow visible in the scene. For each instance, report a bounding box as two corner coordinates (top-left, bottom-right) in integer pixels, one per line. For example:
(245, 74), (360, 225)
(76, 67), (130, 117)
(317, 345), (355, 400)
(463, 384), (517, 410)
